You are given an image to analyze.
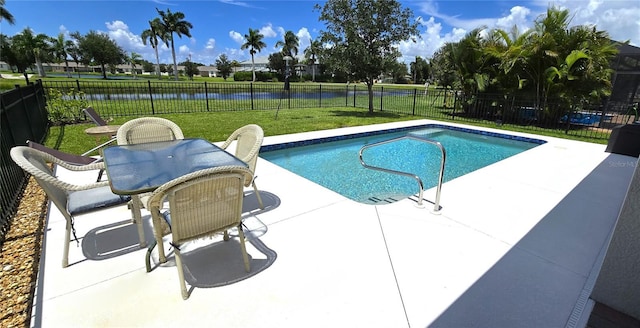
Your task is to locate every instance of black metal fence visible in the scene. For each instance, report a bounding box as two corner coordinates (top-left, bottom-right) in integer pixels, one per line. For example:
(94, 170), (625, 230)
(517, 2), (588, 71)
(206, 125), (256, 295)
(0, 80), (48, 246)
(42, 79), (637, 140)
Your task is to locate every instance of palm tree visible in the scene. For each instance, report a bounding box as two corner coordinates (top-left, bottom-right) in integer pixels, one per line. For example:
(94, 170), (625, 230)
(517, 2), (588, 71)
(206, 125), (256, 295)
(156, 8), (193, 80)
(12, 28), (51, 78)
(304, 39), (322, 82)
(51, 33), (72, 77)
(128, 52), (142, 79)
(275, 30), (299, 57)
(141, 18), (168, 78)
(0, 0), (15, 25)
(241, 28), (266, 82)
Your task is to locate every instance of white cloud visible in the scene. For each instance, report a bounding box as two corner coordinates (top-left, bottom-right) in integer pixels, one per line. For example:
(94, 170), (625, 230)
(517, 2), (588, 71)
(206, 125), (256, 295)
(104, 20), (149, 56)
(259, 24), (277, 38)
(229, 30), (244, 44)
(296, 27), (312, 54)
(205, 38), (216, 52)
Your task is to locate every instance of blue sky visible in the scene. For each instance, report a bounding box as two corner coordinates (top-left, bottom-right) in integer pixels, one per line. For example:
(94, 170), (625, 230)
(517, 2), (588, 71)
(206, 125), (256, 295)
(2, 0), (639, 66)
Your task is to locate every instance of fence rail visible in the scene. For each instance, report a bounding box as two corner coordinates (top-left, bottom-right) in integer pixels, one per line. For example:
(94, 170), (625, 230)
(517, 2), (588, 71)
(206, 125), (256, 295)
(0, 80), (48, 246)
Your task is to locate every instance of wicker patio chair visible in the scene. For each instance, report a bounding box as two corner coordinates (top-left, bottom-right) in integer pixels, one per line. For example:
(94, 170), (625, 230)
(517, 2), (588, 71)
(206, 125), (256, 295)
(117, 117), (184, 145)
(220, 124), (265, 209)
(27, 140), (106, 182)
(146, 166), (253, 299)
(10, 146), (143, 268)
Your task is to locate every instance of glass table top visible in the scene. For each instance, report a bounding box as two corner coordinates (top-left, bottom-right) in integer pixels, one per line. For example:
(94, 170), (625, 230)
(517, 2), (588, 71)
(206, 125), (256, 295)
(103, 138), (247, 194)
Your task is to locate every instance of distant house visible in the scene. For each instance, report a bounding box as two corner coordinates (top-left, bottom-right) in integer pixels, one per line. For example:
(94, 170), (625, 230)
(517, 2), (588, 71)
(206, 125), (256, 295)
(236, 56), (270, 72)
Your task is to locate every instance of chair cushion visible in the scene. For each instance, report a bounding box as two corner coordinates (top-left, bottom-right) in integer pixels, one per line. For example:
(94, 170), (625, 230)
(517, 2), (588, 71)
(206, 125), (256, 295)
(68, 186), (131, 215)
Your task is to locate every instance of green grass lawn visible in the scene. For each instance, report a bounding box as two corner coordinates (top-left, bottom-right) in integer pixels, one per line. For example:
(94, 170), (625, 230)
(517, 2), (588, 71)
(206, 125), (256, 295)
(47, 105), (607, 157)
(47, 107), (422, 154)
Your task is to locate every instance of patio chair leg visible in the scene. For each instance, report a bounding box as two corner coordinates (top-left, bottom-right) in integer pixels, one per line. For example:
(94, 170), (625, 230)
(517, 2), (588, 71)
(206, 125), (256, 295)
(238, 224), (251, 272)
(253, 181), (264, 210)
(63, 219), (71, 268)
(96, 169), (105, 182)
(174, 248), (190, 300)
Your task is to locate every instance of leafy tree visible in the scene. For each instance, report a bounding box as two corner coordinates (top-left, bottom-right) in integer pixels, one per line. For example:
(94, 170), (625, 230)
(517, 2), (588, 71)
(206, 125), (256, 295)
(156, 8), (193, 81)
(65, 39), (82, 78)
(241, 28), (266, 82)
(0, 0), (15, 25)
(1, 35), (25, 76)
(275, 30), (299, 57)
(316, 0), (420, 113)
(141, 60), (155, 73)
(183, 59), (199, 80)
(141, 18), (168, 78)
(215, 54), (233, 80)
(389, 60), (409, 83)
(73, 30), (127, 79)
(51, 33), (72, 77)
(304, 39), (322, 82)
(12, 28), (51, 79)
(267, 51), (297, 79)
(409, 56), (430, 83)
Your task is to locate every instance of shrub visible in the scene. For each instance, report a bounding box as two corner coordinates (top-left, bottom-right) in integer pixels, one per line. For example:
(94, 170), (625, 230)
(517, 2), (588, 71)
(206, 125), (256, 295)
(45, 88), (89, 125)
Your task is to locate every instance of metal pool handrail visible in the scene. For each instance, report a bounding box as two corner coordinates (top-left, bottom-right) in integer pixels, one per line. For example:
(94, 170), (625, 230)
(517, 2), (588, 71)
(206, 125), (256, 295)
(358, 135), (446, 213)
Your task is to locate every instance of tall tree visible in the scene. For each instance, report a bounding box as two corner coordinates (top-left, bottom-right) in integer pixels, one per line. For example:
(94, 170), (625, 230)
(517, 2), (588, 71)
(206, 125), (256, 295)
(65, 37), (82, 78)
(241, 28), (266, 82)
(215, 54), (233, 80)
(0, 0), (15, 25)
(141, 18), (168, 78)
(304, 39), (322, 82)
(74, 30), (127, 79)
(410, 56), (430, 84)
(317, 0), (420, 113)
(156, 8), (193, 81)
(275, 30), (299, 57)
(12, 28), (51, 78)
(51, 33), (72, 77)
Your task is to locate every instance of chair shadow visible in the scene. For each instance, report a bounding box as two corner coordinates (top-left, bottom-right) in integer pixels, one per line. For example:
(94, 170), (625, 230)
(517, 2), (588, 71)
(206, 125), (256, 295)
(150, 190), (281, 289)
(183, 235), (277, 288)
(81, 218), (155, 261)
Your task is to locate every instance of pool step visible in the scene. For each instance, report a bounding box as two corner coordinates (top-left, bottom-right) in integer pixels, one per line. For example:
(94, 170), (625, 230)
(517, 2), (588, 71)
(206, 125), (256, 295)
(366, 196), (401, 204)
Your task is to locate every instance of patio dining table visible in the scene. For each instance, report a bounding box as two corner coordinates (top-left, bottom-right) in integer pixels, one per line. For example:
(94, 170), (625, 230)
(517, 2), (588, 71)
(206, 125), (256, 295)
(102, 138), (249, 250)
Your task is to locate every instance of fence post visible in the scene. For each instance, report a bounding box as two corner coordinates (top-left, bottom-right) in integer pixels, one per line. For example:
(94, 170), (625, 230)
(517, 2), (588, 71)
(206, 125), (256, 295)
(147, 80), (155, 115)
(345, 84), (349, 107)
(250, 83), (254, 110)
(412, 88), (417, 116)
(353, 85), (356, 107)
(380, 86), (383, 111)
(204, 81), (209, 111)
(76, 79), (81, 92)
(319, 84), (322, 108)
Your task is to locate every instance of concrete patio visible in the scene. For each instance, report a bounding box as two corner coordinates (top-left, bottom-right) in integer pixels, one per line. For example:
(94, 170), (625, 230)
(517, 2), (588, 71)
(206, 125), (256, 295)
(31, 120), (637, 327)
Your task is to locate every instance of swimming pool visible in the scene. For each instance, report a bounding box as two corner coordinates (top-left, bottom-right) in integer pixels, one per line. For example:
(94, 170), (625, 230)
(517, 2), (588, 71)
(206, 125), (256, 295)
(260, 124), (546, 204)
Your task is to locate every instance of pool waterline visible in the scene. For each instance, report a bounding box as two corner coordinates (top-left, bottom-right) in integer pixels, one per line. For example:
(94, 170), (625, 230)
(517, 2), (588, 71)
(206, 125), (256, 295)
(260, 123), (546, 204)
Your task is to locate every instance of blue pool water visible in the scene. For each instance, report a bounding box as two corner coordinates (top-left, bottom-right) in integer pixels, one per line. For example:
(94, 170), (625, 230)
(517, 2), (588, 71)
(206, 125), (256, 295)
(260, 124), (545, 204)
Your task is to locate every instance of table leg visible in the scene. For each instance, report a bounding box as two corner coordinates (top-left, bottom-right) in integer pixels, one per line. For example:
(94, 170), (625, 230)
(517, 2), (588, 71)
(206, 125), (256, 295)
(131, 195), (147, 248)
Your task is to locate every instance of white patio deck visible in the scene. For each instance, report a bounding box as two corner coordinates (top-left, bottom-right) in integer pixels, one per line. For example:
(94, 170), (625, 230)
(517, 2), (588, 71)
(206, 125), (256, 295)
(31, 120), (637, 328)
